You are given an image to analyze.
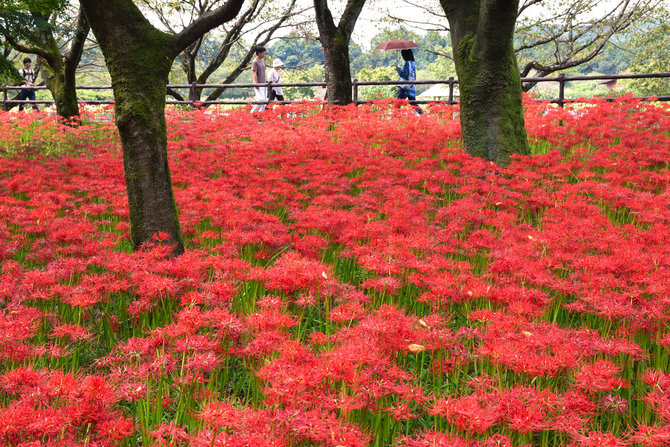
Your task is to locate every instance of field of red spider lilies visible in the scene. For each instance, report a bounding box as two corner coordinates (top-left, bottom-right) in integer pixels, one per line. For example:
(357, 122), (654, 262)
(0, 97), (668, 447)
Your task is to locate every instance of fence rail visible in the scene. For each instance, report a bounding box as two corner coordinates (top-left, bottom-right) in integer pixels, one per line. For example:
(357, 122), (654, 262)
(3, 72), (670, 110)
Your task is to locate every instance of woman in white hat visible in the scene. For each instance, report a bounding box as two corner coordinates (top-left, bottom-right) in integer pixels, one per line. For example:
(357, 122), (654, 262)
(268, 58), (285, 102)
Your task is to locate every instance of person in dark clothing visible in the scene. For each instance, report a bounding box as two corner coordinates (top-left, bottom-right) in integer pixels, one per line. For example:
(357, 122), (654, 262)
(396, 49), (417, 101)
(396, 49), (422, 114)
(19, 57), (38, 111)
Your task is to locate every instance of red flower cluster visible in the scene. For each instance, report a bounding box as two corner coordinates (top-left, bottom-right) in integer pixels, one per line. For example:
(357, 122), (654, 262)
(0, 97), (668, 446)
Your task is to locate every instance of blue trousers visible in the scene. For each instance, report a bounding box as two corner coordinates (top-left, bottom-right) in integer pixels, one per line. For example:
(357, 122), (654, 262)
(19, 89), (38, 111)
(397, 88), (422, 114)
(397, 89), (416, 101)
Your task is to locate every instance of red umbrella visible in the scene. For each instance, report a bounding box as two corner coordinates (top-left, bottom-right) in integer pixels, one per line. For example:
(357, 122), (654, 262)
(376, 40), (419, 51)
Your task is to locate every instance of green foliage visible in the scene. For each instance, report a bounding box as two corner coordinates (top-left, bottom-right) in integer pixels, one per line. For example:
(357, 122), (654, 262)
(0, 0), (66, 41)
(577, 37), (634, 75)
(282, 65), (325, 100)
(425, 50), (455, 79)
(627, 14), (670, 96)
(270, 37), (324, 70)
(357, 66), (396, 100)
(0, 52), (22, 85)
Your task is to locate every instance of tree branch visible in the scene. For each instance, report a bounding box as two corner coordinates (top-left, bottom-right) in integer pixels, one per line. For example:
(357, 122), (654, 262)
(517, 0), (543, 17)
(339, 0), (367, 37)
(203, 11), (297, 102)
(425, 48), (453, 60)
(196, 0), (263, 85)
(313, 0), (337, 42)
(3, 33), (54, 64)
(172, 0), (246, 57)
(167, 87), (185, 101)
(65, 8), (90, 69)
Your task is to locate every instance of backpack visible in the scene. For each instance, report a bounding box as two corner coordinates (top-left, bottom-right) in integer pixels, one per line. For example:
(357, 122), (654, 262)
(20, 68), (35, 84)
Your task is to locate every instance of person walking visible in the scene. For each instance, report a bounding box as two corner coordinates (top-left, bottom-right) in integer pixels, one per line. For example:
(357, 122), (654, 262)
(396, 49), (422, 114)
(251, 46), (267, 113)
(396, 49), (417, 102)
(268, 58), (285, 102)
(19, 57), (38, 112)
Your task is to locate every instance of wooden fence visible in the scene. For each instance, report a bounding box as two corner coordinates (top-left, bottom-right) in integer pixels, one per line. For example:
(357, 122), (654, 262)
(2, 72), (670, 110)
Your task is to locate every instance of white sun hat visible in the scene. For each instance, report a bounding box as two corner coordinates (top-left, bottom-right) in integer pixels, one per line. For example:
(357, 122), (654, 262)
(273, 58), (285, 67)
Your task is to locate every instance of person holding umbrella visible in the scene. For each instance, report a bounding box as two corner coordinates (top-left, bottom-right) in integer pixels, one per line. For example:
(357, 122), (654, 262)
(376, 40), (422, 112)
(396, 49), (417, 102)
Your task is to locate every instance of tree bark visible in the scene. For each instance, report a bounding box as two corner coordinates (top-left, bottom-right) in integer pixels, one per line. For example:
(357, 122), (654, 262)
(321, 30), (354, 105)
(80, 0), (184, 255)
(40, 57), (80, 119)
(313, 0), (366, 105)
(80, 0), (244, 256)
(441, 0), (529, 166)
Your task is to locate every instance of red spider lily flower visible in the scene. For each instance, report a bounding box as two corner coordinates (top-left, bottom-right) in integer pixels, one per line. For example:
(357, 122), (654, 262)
(575, 359), (628, 394)
(150, 421), (190, 446)
(98, 416), (135, 441)
(152, 231), (172, 242)
(431, 395), (502, 433)
(630, 424), (670, 447)
(1, 97), (669, 446)
(384, 402), (420, 421)
(601, 394), (628, 413)
(198, 401), (243, 429)
(51, 324), (92, 342)
(397, 431), (471, 446)
(575, 431), (625, 447)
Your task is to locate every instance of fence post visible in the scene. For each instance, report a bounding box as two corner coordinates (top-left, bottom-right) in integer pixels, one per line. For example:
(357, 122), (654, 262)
(2, 85), (7, 111)
(558, 73), (565, 108)
(190, 81), (197, 108)
(353, 78), (358, 104)
(448, 77), (454, 105)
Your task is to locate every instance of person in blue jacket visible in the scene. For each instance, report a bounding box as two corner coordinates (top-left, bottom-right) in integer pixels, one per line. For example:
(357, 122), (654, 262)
(396, 49), (417, 101)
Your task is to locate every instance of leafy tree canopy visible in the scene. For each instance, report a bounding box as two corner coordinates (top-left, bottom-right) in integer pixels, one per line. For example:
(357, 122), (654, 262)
(0, 52), (22, 84)
(0, 0), (66, 40)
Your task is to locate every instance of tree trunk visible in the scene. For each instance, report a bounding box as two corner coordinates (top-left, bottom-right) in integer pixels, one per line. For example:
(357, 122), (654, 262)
(40, 58), (80, 119)
(442, 0), (529, 166)
(322, 31), (353, 105)
(313, 0), (366, 106)
(81, 0), (185, 256)
(114, 62), (184, 255)
(81, 0), (243, 256)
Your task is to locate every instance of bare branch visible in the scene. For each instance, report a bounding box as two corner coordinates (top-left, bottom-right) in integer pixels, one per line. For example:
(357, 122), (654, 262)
(173, 0), (245, 56)
(339, 0), (367, 37)
(3, 33), (55, 65)
(167, 86), (185, 101)
(65, 8), (90, 68)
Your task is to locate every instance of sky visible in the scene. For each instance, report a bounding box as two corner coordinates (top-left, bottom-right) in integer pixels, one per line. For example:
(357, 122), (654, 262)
(140, 0), (669, 51)
(336, 0), (669, 49)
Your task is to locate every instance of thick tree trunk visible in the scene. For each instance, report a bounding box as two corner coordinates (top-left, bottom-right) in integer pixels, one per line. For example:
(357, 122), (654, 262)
(40, 58), (80, 119)
(114, 63), (184, 255)
(313, 0), (365, 106)
(442, 0), (529, 166)
(322, 31), (353, 105)
(81, 0), (185, 255)
(81, 0), (243, 256)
